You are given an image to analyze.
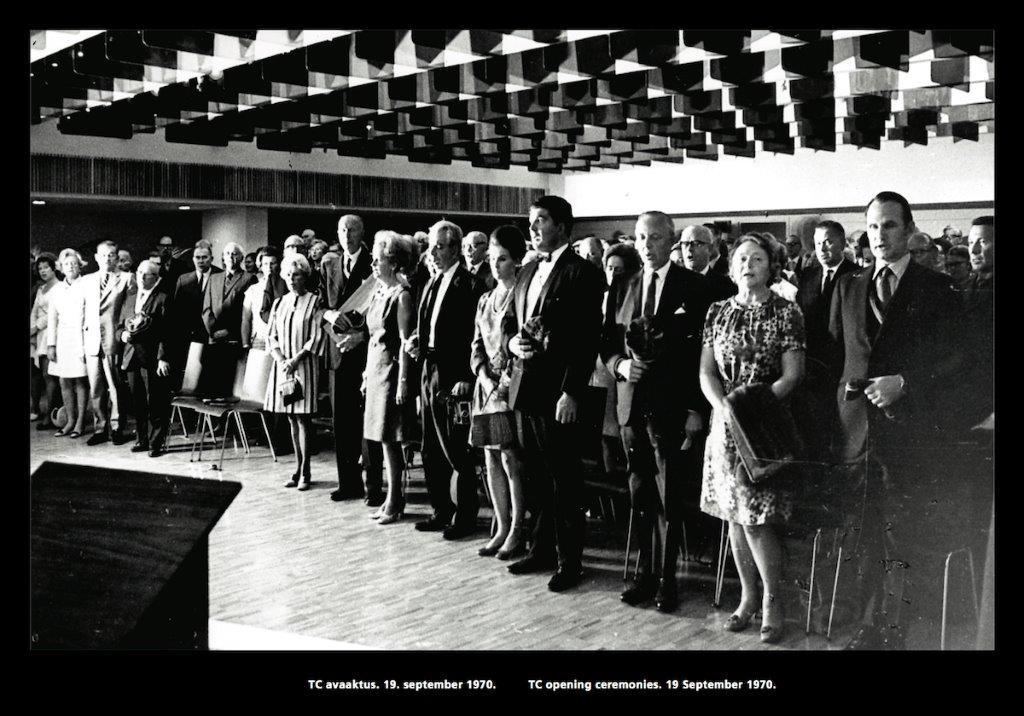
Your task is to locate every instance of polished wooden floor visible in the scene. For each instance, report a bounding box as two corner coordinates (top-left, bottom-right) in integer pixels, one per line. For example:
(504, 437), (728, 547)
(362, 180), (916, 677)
(30, 420), (974, 650)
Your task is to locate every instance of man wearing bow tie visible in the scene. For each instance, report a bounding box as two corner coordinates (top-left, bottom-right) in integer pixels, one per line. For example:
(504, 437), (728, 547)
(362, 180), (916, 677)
(504, 196), (605, 592)
(83, 240), (133, 445)
(831, 192), (962, 649)
(602, 212), (718, 611)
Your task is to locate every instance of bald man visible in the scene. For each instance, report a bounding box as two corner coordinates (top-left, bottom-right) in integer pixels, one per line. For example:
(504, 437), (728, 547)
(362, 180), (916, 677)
(118, 259), (174, 457)
(575, 236), (604, 269)
(679, 225), (737, 300)
(201, 242), (256, 396)
(462, 230), (495, 290)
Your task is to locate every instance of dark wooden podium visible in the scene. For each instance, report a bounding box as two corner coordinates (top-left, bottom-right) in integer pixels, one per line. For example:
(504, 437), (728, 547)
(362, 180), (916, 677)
(31, 461), (240, 649)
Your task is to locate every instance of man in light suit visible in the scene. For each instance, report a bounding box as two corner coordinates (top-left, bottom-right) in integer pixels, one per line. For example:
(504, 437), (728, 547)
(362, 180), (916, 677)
(505, 196), (606, 592)
(462, 230), (496, 290)
(408, 220), (485, 539)
(830, 192), (962, 649)
(201, 242), (256, 397)
(117, 260), (173, 457)
(83, 240), (133, 445)
(322, 214), (384, 505)
(601, 212), (718, 611)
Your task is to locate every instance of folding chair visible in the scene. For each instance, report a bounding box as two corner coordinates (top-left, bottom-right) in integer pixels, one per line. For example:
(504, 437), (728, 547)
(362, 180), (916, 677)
(222, 348), (278, 466)
(175, 357), (250, 470)
(169, 342), (205, 441)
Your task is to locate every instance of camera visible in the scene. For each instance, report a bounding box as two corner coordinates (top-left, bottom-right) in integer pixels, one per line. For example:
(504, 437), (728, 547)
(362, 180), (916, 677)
(449, 398), (472, 426)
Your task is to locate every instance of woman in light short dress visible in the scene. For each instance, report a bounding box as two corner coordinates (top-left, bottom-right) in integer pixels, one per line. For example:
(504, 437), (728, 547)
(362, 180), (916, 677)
(46, 249), (90, 439)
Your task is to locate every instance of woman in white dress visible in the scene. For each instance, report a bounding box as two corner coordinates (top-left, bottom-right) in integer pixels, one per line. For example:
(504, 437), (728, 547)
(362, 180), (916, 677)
(241, 246), (279, 351)
(30, 254), (62, 430)
(264, 254), (325, 491)
(46, 249), (89, 438)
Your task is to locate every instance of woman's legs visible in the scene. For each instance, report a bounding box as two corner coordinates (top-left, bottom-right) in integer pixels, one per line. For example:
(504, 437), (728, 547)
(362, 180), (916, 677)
(381, 440), (406, 513)
(744, 524), (785, 631)
(499, 448), (527, 553)
(729, 521), (762, 617)
(31, 360), (43, 417)
(287, 415), (302, 478)
(72, 378), (89, 433)
(58, 378), (75, 432)
(482, 448), (510, 551)
(40, 357), (61, 426)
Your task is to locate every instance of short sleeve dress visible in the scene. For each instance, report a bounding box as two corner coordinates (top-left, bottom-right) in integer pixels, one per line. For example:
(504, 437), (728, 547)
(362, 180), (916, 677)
(700, 294), (806, 526)
(263, 291), (324, 415)
(362, 283), (416, 443)
(46, 279), (88, 379)
(469, 285), (517, 448)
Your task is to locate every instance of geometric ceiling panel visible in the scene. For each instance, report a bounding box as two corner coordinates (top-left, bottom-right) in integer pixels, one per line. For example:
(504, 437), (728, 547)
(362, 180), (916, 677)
(31, 28), (996, 174)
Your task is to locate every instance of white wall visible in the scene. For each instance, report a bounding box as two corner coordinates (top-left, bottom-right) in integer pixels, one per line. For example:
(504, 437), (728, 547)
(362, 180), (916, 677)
(202, 208), (269, 263)
(562, 134), (994, 218)
(30, 119), (553, 191)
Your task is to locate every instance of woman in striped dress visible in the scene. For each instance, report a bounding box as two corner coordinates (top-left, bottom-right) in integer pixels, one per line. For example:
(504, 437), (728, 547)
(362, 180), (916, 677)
(264, 254), (325, 491)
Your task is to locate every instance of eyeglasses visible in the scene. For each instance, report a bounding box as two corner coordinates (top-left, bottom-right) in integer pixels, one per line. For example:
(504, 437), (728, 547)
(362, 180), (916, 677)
(679, 240), (711, 248)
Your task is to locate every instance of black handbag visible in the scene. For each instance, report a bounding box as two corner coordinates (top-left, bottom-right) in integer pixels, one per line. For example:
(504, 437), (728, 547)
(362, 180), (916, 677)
(278, 377), (304, 407)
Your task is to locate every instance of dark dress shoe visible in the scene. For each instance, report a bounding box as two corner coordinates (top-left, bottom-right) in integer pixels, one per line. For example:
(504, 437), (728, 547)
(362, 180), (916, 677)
(442, 522), (477, 540)
(478, 544), (500, 557)
(86, 431), (109, 446)
(507, 555), (557, 575)
(131, 442), (150, 453)
(844, 625), (883, 650)
(148, 446), (165, 458)
(621, 578), (658, 606)
(415, 514), (452, 532)
(548, 567), (586, 593)
(111, 430), (131, 446)
(654, 579), (679, 613)
(330, 487), (364, 502)
(760, 623), (785, 644)
(364, 493), (386, 508)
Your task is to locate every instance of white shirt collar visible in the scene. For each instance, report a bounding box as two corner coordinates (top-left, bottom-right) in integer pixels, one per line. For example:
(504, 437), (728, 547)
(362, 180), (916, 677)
(873, 252), (912, 282)
(471, 260), (485, 273)
(344, 247), (362, 262)
(440, 261), (460, 280)
(699, 265), (711, 276)
(541, 243), (569, 265)
(645, 260), (671, 282)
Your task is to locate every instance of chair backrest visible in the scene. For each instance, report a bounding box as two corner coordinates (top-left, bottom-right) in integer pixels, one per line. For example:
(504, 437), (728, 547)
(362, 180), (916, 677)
(240, 348), (274, 403)
(180, 342), (205, 394)
(230, 356), (248, 399)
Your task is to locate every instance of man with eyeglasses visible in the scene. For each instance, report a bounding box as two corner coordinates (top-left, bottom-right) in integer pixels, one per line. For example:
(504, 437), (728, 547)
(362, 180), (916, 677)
(678, 225), (737, 300)
(944, 246), (972, 286)
(907, 232), (937, 269)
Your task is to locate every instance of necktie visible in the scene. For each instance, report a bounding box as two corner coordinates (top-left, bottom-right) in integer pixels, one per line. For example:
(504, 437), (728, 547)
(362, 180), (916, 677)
(345, 256), (352, 277)
(100, 273), (109, 291)
(822, 268), (835, 294)
(643, 272), (658, 318)
(199, 272), (207, 292)
(875, 266), (893, 311)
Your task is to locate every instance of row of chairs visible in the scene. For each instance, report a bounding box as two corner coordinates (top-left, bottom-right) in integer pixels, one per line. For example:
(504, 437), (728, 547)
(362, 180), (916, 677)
(169, 343), (278, 471)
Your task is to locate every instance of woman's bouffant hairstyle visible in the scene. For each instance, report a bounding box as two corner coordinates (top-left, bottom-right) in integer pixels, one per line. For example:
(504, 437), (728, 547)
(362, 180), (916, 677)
(489, 225), (527, 262)
(729, 232), (783, 285)
(280, 254), (312, 278)
(374, 230), (419, 275)
(603, 242), (642, 277)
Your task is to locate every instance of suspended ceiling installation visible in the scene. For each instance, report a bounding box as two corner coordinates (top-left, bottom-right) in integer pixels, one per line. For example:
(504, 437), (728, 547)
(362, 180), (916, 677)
(30, 29), (995, 174)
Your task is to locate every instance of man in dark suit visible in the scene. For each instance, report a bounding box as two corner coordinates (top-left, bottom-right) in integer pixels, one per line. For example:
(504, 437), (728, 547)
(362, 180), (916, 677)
(505, 196), (606, 592)
(463, 230), (496, 290)
(960, 215), (994, 429)
(408, 220), (485, 539)
(830, 192), (962, 649)
(794, 220), (858, 462)
(602, 212), (718, 611)
(171, 244), (222, 384)
(322, 214), (384, 505)
(157, 235), (193, 285)
(200, 242), (256, 397)
(117, 260), (173, 457)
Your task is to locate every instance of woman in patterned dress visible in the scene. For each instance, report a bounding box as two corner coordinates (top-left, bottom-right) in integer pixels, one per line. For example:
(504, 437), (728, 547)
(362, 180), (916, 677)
(264, 254), (325, 491)
(470, 225), (527, 558)
(31, 254), (62, 430)
(46, 249), (90, 439)
(699, 232), (806, 644)
(358, 231), (417, 525)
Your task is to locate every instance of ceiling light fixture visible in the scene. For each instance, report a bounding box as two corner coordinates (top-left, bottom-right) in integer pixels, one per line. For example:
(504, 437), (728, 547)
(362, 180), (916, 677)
(178, 205), (191, 210)
(32, 200), (45, 205)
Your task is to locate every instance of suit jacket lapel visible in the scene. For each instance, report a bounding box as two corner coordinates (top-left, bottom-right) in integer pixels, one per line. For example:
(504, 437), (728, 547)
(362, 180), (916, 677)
(533, 249), (570, 317)
(516, 261), (538, 324)
(655, 265), (683, 319)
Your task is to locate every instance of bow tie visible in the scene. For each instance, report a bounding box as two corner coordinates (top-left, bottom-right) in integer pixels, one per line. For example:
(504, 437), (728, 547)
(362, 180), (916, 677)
(538, 252), (552, 263)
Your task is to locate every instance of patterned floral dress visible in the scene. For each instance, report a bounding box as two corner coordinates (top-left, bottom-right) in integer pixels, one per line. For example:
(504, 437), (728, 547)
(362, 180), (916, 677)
(700, 294), (806, 526)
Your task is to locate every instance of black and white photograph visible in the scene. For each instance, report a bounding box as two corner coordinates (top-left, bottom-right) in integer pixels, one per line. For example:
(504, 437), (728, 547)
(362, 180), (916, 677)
(26, 27), (996, 694)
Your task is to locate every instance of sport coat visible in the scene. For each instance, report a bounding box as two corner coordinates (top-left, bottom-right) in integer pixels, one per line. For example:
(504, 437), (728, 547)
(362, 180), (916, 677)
(797, 258), (857, 370)
(81, 270), (132, 357)
(417, 265), (483, 389)
(829, 259), (961, 461)
(117, 284), (171, 371)
(321, 247), (373, 369)
(202, 269), (256, 343)
(601, 263), (717, 427)
(506, 246), (605, 414)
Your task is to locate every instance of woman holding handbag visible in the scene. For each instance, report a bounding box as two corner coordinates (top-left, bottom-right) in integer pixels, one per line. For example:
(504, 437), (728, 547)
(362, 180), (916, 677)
(698, 232), (805, 644)
(265, 254), (325, 491)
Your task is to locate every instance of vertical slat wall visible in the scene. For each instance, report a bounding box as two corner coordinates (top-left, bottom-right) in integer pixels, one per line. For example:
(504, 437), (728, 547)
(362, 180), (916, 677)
(30, 154), (543, 214)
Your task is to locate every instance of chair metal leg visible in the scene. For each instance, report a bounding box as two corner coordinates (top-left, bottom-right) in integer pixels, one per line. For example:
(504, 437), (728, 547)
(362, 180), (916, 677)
(233, 412), (250, 454)
(714, 521), (730, 608)
(623, 505), (635, 581)
(216, 413), (234, 471)
(681, 521), (690, 564)
(807, 528), (822, 635)
(942, 547), (980, 651)
(171, 405), (189, 439)
(258, 412), (277, 462)
(826, 543), (844, 641)
(188, 414), (204, 462)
